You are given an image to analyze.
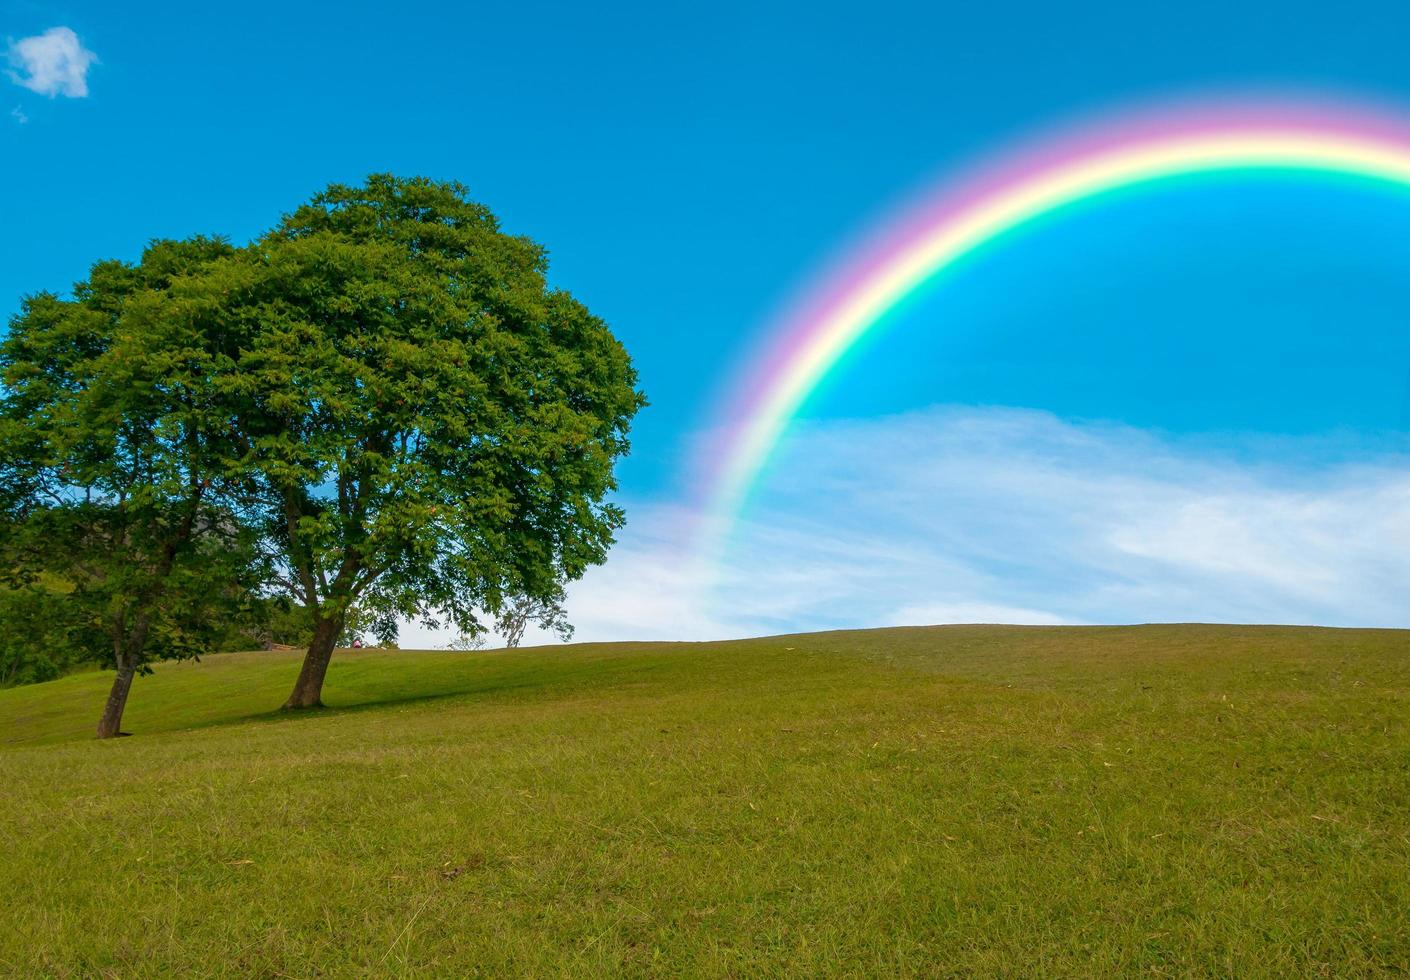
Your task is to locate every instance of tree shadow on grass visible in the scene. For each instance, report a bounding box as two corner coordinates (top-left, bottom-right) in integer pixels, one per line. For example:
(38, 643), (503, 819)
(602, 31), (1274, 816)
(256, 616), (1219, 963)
(165, 649), (707, 739)
(5, 640), (809, 747)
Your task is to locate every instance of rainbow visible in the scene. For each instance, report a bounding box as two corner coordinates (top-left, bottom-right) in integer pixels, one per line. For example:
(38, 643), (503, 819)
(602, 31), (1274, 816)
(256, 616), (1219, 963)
(704, 94), (1410, 535)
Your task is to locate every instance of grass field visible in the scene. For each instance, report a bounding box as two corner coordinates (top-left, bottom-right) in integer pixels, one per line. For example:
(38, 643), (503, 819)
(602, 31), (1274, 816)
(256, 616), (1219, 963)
(1, 624), (1408, 976)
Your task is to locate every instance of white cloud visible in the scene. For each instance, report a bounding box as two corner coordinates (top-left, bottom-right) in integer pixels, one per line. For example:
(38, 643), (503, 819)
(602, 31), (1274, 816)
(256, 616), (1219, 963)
(403, 407), (1410, 647)
(570, 408), (1410, 641)
(9, 104), (26, 124)
(7, 27), (97, 98)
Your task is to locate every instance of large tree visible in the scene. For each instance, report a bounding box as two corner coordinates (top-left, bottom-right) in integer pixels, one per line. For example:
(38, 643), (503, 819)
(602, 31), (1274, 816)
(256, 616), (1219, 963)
(200, 174), (644, 709)
(0, 238), (265, 736)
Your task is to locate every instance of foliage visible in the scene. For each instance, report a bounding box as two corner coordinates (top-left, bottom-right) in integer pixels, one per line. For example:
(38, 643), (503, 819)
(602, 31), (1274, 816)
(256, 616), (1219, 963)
(0, 580), (86, 686)
(0, 173), (642, 720)
(187, 174), (644, 706)
(209, 597), (312, 652)
(336, 601), (398, 649)
(495, 589), (574, 648)
(0, 238), (267, 733)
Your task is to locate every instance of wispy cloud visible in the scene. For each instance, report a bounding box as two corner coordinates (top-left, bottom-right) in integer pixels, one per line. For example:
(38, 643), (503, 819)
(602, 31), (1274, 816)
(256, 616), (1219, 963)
(534, 408), (1410, 643)
(7, 26), (97, 98)
(10, 105), (26, 124)
(400, 407), (1410, 647)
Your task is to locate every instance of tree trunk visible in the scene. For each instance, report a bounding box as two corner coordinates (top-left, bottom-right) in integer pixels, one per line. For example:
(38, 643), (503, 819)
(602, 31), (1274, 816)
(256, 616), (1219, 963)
(96, 660), (137, 739)
(282, 615), (343, 709)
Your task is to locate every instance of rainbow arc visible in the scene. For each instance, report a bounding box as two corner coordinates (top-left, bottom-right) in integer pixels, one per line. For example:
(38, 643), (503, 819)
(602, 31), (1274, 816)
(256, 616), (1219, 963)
(704, 95), (1410, 540)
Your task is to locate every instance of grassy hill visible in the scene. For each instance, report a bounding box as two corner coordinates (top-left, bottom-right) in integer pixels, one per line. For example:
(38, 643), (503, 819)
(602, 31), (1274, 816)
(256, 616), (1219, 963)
(2, 624), (1407, 975)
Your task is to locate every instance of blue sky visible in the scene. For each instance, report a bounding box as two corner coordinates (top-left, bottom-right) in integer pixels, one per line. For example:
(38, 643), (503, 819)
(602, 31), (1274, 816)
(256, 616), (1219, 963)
(6, 0), (1410, 641)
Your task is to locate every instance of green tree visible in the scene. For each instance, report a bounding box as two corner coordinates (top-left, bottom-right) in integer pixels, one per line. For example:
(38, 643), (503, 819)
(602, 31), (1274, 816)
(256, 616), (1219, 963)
(0, 239), (266, 736)
(496, 588), (574, 649)
(202, 174), (643, 708)
(209, 596), (313, 652)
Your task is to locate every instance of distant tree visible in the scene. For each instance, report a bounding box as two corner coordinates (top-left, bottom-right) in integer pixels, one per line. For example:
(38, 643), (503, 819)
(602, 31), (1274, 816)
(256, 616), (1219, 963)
(442, 630), (488, 652)
(192, 175), (643, 708)
(496, 589), (574, 649)
(215, 596), (314, 652)
(336, 601), (396, 649)
(0, 239), (266, 736)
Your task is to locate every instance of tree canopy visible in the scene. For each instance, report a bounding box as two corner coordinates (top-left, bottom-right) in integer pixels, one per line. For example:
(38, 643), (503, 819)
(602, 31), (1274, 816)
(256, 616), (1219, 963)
(0, 238), (267, 735)
(192, 174), (644, 708)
